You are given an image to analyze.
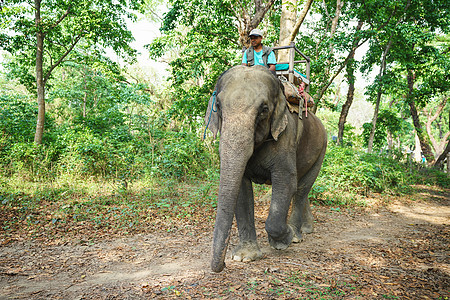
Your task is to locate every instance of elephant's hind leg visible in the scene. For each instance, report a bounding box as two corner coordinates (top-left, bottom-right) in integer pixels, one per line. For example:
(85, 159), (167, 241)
(233, 177), (262, 262)
(289, 147), (326, 242)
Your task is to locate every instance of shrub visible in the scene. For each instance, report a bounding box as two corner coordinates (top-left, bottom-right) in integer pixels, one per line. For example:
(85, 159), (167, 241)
(152, 128), (215, 179)
(311, 145), (417, 205)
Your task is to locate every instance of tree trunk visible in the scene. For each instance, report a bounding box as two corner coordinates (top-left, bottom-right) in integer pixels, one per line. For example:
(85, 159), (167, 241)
(367, 91), (381, 153)
(368, 39), (393, 153)
(312, 20), (364, 112)
(328, 0), (343, 56)
(434, 140), (450, 167)
(337, 55), (355, 145)
(278, 0), (297, 61)
(425, 95), (449, 156)
(434, 109), (450, 167)
(406, 69), (435, 164)
(447, 152), (450, 176)
(289, 0), (314, 42)
(413, 131), (422, 162)
(235, 0), (276, 48)
(34, 0), (45, 145)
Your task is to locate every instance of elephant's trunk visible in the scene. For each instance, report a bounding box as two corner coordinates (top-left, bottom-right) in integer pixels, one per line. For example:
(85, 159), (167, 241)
(211, 118), (254, 272)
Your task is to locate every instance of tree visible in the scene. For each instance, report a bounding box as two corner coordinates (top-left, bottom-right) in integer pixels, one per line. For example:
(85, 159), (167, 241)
(361, 0), (450, 159)
(293, 1), (369, 111)
(0, 0), (141, 144)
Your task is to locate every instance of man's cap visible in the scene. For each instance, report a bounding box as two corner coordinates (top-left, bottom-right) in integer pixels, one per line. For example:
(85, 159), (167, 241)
(249, 29), (263, 37)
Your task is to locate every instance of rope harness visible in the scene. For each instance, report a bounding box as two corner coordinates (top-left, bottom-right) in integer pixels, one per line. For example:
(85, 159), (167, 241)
(203, 91), (217, 139)
(279, 75), (308, 118)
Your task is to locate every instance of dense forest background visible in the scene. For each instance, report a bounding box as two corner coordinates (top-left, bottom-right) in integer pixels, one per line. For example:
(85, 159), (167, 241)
(0, 0), (449, 225)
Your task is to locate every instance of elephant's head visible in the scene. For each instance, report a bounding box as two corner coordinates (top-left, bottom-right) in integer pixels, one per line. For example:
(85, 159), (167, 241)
(205, 65), (288, 272)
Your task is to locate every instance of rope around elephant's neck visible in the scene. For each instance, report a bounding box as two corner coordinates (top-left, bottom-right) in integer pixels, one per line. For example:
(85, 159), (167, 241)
(203, 91), (217, 140)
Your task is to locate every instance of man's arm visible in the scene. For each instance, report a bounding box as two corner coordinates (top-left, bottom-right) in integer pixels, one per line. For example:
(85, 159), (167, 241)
(242, 51), (248, 66)
(267, 51), (276, 72)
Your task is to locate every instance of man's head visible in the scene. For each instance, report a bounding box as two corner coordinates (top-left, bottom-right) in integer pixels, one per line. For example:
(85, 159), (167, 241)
(249, 29), (263, 49)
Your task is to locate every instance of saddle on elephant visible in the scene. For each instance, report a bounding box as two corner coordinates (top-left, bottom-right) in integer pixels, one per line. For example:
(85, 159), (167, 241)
(279, 75), (314, 117)
(271, 44), (314, 117)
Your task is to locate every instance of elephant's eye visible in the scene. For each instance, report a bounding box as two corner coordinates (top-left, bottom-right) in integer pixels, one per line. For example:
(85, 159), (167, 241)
(260, 105), (269, 115)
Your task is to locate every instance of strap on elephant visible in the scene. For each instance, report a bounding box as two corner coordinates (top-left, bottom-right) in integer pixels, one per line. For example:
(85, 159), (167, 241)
(278, 76), (306, 145)
(279, 76), (306, 119)
(204, 91), (217, 139)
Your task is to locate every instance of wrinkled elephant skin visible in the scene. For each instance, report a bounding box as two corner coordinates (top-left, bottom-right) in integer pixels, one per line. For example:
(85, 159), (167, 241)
(205, 65), (327, 273)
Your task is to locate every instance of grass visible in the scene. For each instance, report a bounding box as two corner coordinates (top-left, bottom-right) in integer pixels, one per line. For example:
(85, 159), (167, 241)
(0, 175), (219, 242)
(1, 149), (448, 242)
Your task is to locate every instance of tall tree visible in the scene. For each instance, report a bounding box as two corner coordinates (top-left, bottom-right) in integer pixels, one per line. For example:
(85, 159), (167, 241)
(295, 0), (369, 110)
(386, 0), (450, 163)
(337, 54), (355, 145)
(0, 0), (140, 144)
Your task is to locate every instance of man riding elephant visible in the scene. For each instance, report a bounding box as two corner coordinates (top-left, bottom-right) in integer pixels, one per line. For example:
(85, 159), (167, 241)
(241, 29), (276, 72)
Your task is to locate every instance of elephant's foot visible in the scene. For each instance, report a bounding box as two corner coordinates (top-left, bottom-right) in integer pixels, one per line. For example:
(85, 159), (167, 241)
(267, 225), (294, 250)
(289, 225), (304, 243)
(231, 241), (262, 262)
(301, 223), (314, 234)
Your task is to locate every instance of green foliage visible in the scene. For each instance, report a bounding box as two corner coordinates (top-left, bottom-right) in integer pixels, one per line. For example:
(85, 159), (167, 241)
(1, 0), (140, 89)
(0, 69), (216, 181)
(152, 128), (216, 178)
(361, 109), (411, 150)
(0, 94), (37, 144)
(310, 145), (449, 205)
(146, 0), (250, 122)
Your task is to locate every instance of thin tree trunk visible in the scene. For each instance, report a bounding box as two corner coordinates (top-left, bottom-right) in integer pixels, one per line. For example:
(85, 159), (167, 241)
(367, 94), (381, 153)
(434, 109), (450, 167)
(337, 55), (355, 145)
(407, 69), (435, 164)
(434, 140), (450, 167)
(34, 0), (45, 145)
(367, 39), (393, 153)
(425, 96), (449, 155)
(83, 68), (87, 118)
(312, 20), (365, 113)
(324, 0), (343, 78)
(329, 0), (343, 55)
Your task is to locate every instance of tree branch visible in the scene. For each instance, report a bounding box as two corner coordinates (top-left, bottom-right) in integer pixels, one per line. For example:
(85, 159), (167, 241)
(289, 0), (314, 42)
(44, 34), (82, 85)
(314, 21), (366, 102)
(250, 0), (276, 29)
(429, 96), (448, 125)
(425, 96), (448, 152)
(48, 7), (70, 30)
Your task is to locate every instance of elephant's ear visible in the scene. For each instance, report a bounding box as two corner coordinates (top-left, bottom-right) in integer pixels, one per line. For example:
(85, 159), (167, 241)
(271, 93), (288, 141)
(204, 92), (221, 139)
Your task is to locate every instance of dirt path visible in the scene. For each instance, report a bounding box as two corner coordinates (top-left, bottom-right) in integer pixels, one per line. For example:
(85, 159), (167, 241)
(1, 186), (449, 299)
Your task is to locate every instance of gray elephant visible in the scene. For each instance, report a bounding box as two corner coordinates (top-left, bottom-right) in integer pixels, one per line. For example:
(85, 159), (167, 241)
(204, 65), (327, 273)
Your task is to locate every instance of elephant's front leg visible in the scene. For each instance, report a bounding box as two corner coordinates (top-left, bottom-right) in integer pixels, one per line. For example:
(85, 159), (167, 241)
(232, 177), (262, 262)
(265, 168), (297, 250)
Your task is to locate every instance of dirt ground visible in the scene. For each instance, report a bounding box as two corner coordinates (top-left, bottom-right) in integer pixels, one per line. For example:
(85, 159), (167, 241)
(0, 186), (449, 299)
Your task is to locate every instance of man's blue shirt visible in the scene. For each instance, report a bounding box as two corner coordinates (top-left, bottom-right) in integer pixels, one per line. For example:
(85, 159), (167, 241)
(242, 49), (276, 66)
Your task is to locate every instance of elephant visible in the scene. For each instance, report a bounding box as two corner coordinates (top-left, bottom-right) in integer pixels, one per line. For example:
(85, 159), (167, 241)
(204, 65), (327, 273)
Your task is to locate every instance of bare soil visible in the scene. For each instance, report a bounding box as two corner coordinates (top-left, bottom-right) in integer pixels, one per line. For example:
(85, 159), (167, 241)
(0, 185), (449, 299)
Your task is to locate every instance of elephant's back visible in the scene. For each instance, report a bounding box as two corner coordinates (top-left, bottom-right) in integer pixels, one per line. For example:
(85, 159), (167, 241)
(296, 112), (327, 167)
